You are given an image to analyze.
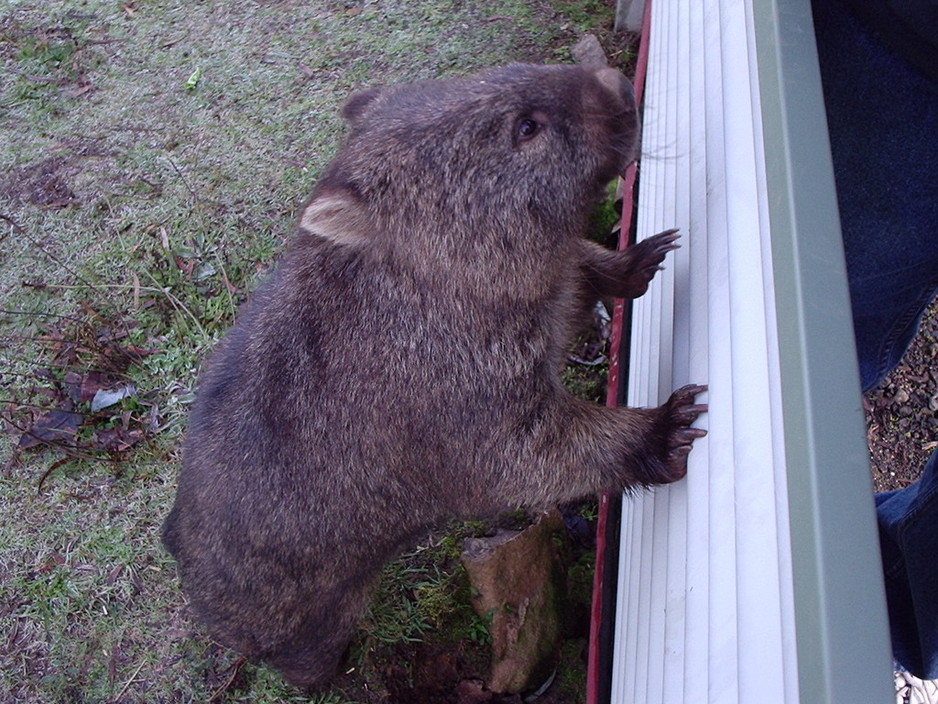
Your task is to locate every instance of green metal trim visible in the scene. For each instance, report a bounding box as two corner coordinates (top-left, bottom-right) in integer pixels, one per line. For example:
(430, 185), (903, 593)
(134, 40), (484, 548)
(751, 0), (894, 701)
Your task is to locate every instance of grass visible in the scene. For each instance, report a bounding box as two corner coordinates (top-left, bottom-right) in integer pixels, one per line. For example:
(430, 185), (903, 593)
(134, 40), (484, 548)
(0, 1), (633, 701)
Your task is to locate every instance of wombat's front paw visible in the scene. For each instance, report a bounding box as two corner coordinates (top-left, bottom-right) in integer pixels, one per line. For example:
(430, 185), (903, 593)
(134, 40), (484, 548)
(623, 228), (681, 298)
(656, 384), (708, 482)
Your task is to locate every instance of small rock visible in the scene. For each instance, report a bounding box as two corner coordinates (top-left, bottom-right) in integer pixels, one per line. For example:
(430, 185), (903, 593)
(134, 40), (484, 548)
(454, 678), (494, 704)
(461, 510), (566, 694)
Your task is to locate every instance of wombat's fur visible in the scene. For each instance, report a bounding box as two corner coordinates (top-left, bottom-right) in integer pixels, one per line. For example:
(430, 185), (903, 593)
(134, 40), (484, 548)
(162, 63), (707, 689)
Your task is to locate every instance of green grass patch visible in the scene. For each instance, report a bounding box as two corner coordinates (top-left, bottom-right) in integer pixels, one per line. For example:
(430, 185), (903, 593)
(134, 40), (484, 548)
(1, 1), (625, 701)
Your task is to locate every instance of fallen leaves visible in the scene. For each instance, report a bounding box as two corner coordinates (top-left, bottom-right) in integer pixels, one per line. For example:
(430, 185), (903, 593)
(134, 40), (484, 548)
(3, 320), (158, 482)
(17, 407), (82, 449)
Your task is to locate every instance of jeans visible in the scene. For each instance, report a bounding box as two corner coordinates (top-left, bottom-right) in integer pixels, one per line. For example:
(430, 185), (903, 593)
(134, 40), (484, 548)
(877, 454), (938, 679)
(813, 0), (938, 679)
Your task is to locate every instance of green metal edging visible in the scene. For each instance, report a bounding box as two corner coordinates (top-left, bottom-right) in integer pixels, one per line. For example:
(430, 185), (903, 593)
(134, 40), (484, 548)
(751, 0), (894, 701)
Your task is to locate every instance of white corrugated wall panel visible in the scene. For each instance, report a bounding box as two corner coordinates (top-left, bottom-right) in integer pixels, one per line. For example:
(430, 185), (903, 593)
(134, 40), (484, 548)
(609, 0), (799, 702)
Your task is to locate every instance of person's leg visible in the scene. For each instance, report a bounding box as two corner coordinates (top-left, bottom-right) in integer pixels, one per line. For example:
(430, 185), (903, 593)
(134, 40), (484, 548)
(812, 0), (938, 393)
(876, 449), (938, 679)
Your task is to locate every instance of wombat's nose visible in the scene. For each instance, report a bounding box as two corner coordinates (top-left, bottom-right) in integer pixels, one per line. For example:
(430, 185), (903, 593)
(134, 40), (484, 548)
(594, 66), (635, 107)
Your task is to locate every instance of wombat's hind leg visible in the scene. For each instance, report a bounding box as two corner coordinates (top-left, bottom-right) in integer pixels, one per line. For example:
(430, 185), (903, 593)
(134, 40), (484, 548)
(262, 582), (371, 691)
(266, 641), (346, 692)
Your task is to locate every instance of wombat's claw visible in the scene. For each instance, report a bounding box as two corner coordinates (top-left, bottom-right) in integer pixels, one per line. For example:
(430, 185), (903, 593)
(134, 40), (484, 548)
(630, 229), (681, 289)
(648, 227), (681, 244)
(668, 383), (708, 407)
(635, 231), (679, 259)
(662, 384), (708, 479)
(671, 404), (709, 426)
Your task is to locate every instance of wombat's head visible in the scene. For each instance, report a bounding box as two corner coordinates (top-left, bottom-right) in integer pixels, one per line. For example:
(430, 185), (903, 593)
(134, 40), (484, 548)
(299, 64), (638, 253)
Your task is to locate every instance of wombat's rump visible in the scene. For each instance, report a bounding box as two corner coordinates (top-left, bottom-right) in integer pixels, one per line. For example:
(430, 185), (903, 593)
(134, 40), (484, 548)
(162, 63), (706, 689)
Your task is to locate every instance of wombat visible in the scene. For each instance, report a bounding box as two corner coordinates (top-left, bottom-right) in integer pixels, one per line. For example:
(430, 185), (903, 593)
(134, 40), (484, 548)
(161, 62), (707, 689)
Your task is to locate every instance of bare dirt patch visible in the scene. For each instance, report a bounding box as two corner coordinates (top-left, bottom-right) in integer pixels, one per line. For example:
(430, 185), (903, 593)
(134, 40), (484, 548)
(865, 298), (938, 493)
(1, 156), (78, 208)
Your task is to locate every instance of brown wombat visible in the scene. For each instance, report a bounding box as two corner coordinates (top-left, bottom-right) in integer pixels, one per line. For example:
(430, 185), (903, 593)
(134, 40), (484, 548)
(161, 62), (707, 689)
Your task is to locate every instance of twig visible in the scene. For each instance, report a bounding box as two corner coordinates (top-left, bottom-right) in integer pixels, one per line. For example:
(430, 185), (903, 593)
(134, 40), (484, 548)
(140, 271), (209, 340)
(212, 249), (238, 321)
(112, 658), (147, 702)
(0, 215), (101, 295)
(207, 656), (247, 702)
(0, 308), (90, 324)
(2, 67), (59, 83)
(165, 158), (200, 204)
(0, 215), (135, 341)
(37, 457), (73, 494)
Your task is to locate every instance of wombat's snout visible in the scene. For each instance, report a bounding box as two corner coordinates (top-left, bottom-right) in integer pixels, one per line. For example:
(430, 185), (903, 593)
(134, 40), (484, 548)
(594, 66), (636, 110)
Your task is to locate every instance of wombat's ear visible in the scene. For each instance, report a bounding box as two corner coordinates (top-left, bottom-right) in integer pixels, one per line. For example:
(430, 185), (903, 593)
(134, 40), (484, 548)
(342, 87), (383, 125)
(298, 186), (373, 247)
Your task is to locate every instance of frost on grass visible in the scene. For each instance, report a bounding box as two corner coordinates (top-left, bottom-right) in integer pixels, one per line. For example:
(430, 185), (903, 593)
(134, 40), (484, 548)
(0, 1), (631, 702)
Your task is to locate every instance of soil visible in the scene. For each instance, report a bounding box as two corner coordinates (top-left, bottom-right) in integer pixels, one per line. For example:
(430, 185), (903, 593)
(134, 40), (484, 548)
(0, 156), (78, 208)
(864, 297), (938, 493)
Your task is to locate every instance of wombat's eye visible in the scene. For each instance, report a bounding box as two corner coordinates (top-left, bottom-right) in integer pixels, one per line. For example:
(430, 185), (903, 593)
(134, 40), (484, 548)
(516, 118), (542, 141)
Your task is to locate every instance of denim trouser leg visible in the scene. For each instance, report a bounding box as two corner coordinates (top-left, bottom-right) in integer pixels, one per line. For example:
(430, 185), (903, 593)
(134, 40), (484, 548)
(876, 450), (938, 679)
(812, 0), (938, 678)
(812, 0), (938, 394)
